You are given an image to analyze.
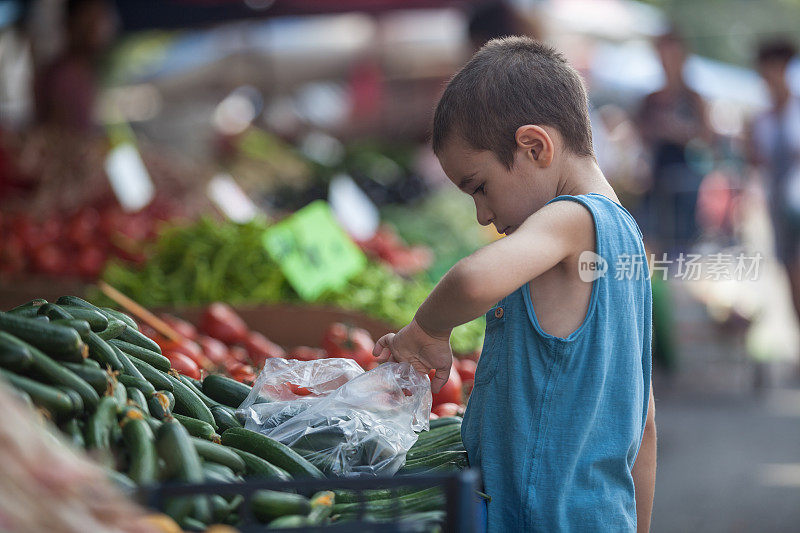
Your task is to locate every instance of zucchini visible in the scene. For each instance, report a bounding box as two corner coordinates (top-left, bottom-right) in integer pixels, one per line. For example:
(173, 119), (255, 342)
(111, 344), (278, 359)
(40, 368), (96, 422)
(86, 332), (123, 371)
(230, 448), (292, 480)
(57, 306), (109, 332)
(165, 372), (216, 428)
(117, 327), (162, 355)
(202, 374), (252, 409)
(268, 515), (310, 528)
(251, 491), (310, 522)
(0, 312), (86, 362)
(62, 362), (110, 395)
(126, 387), (150, 415)
(112, 345), (145, 380)
(119, 374), (155, 396)
(308, 491), (335, 524)
(121, 412), (158, 485)
(109, 339), (170, 372)
(0, 331), (34, 372)
(129, 358), (173, 391)
(100, 308), (138, 330)
(148, 391), (173, 420)
(211, 405), (242, 432)
(14, 336), (99, 410)
(0, 368), (73, 417)
(86, 396), (119, 450)
(191, 438), (246, 474)
(156, 420), (210, 523)
(62, 418), (85, 449)
(172, 413), (217, 441)
(96, 319), (127, 341)
(50, 319), (92, 339)
(221, 428), (324, 479)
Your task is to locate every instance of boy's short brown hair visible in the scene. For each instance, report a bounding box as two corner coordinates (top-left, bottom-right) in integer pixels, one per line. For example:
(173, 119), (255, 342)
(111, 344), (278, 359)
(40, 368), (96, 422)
(432, 36), (594, 168)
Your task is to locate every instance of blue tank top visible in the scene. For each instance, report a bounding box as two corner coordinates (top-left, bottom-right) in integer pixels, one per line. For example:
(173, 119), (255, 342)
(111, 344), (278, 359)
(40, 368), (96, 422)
(461, 193), (652, 532)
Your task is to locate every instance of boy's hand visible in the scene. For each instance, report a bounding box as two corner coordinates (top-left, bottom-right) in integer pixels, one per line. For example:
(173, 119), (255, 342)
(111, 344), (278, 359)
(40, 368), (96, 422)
(372, 318), (453, 393)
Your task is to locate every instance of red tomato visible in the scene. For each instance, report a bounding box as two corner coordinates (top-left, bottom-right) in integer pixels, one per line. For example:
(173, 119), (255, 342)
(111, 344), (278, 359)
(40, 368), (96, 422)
(244, 331), (286, 367)
(455, 358), (476, 383)
(431, 364), (463, 407)
(288, 346), (326, 361)
(165, 352), (200, 380)
(286, 383), (313, 396)
(31, 243), (67, 276)
(429, 412), (440, 420)
(432, 402), (462, 417)
(158, 338), (212, 370)
(228, 346), (250, 364)
(76, 246), (107, 279)
(160, 314), (198, 340)
(321, 323), (374, 368)
(201, 303), (249, 344)
(198, 335), (229, 366)
(226, 362), (256, 384)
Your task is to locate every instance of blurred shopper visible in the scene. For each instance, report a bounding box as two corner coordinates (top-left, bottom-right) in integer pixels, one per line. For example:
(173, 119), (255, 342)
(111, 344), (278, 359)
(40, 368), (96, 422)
(748, 39), (800, 331)
(33, 0), (116, 133)
(638, 29), (711, 253)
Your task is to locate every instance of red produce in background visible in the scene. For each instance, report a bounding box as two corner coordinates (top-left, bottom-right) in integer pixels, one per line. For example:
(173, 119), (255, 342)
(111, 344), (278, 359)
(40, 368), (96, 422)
(244, 331), (286, 367)
(288, 346), (326, 362)
(161, 314), (198, 340)
(201, 303), (249, 344)
(432, 402), (462, 418)
(431, 364), (463, 407)
(321, 323), (374, 368)
(165, 352), (200, 380)
(197, 335), (229, 366)
(228, 346), (251, 365)
(454, 358), (476, 383)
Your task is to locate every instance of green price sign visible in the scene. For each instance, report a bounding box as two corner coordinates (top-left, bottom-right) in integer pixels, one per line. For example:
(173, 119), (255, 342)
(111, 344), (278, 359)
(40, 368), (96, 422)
(263, 200), (367, 301)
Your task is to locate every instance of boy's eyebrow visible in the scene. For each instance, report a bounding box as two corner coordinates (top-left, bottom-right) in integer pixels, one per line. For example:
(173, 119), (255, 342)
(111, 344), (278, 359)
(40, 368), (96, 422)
(459, 172), (478, 190)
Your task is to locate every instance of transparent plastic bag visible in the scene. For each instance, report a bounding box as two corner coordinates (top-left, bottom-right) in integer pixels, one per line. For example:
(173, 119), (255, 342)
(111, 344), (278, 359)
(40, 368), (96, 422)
(238, 360), (432, 477)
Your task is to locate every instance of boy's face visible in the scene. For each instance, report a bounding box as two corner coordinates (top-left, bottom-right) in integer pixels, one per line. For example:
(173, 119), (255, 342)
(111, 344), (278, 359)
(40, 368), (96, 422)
(437, 134), (553, 235)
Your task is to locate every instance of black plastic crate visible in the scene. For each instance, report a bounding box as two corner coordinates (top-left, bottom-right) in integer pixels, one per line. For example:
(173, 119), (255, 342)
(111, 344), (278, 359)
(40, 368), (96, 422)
(137, 469), (481, 533)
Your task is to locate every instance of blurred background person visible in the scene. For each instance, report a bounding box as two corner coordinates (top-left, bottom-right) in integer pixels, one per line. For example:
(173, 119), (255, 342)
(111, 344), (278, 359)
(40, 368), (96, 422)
(747, 38), (800, 348)
(33, 0), (116, 133)
(638, 28), (712, 254)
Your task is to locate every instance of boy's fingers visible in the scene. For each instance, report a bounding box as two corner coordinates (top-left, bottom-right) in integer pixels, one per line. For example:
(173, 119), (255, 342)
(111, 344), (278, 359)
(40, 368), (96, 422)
(372, 333), (395, 356)
(430, 367), (450, 394)
(375, 345), (394, 364)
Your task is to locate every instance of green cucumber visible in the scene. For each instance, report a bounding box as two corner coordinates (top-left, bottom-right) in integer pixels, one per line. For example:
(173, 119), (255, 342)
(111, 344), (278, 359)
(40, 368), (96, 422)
(108, 378), (127, 412)
(86, 332), (123, 371)
(100, 308), (138, 331)
(119, 374), (155, 396)
(56, 386), (84, 415)
(156, 420), (210, 523)
(7, 306), (42, 318)
(172, 413), (217, 441)
(202, 462), (238, 483)
(0, 311), (86, 362)
(8, 299), (47, 313)
(332, 487), (445, 518)
(126, 387), (150, 415)
(62, 418), (85, 448)
(268, 515), (310, 528)
(129, 358), (173, 391)
(229, 448), (292, 480)
(165, 372), (216, 428)
(55, 296), (103, 312)
(177, 374), (224, 410)
(308, 491), (335, 524)
(109, 339), (170, 372)
(58, 307), (109, 332)
(112, 345), (145, 380)
(0, 368), (73, 417)
(221, 428), (323, 479)
(37, 303), (74, 321)
(191, 438), (246, 474)
(148, 391), (173, 420)
(211, 405), (242, 432)
(121, 413), (158, 485)
(251, 491), (310, 522)
(117, 328), (162, 355)
(50, 319), (92, 339)
(13, 336), (99, 410)
(86, 396), (119, 449)
(0, 331), (34, 372)
(428, 416), (462, 430)
(202, 374), (252, 408)
(96, 319), (127, 341)
(62, 362), (110, 395)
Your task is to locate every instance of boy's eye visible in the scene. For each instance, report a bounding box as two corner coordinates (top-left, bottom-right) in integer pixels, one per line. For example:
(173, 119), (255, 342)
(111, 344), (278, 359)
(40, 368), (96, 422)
(473, 184), (485, 195)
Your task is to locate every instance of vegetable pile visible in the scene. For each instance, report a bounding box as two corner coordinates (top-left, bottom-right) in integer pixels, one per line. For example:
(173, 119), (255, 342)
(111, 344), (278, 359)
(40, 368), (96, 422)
(100, 217), (485, 354)
(0, 295), (470, 530)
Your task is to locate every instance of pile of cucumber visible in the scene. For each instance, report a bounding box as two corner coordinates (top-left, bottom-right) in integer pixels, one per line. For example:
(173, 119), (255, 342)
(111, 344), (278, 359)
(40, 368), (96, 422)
(0, 296), (467, 530)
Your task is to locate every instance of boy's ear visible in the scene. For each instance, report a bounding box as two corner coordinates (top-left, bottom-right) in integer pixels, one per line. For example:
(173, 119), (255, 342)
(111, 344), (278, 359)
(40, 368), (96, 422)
(515, 125), (554, 168)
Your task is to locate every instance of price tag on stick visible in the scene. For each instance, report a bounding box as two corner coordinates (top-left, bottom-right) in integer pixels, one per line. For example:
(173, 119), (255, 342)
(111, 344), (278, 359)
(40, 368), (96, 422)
(263, 200), (366, 301)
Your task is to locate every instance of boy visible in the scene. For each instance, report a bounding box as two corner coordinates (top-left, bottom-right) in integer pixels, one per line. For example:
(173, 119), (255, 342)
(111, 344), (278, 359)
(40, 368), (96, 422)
(373, 37), (656, 531)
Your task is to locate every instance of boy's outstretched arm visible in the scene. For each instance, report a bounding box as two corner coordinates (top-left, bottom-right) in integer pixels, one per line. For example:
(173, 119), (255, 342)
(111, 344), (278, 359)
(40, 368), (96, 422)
(373, 201), (594, 392)
(633, 385), (657, 532)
